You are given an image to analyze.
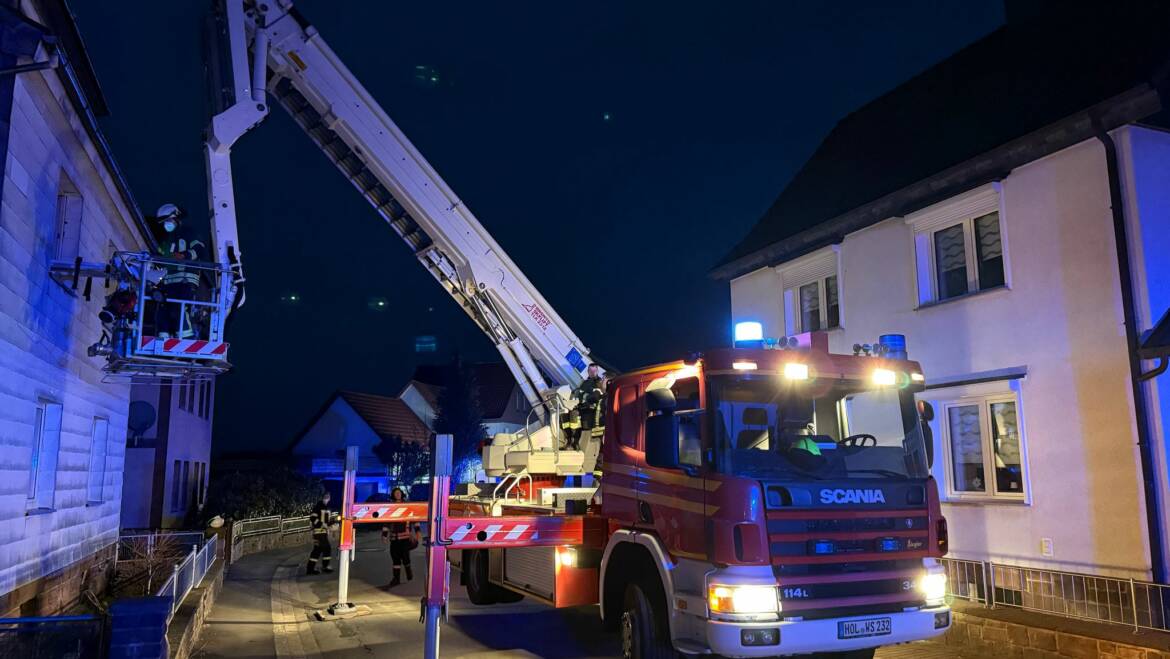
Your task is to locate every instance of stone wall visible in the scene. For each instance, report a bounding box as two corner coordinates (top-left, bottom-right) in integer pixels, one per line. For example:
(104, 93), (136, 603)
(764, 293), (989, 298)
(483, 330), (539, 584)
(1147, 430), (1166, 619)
(941, 607), (1170, 659)
(0, 542), (114, 617)
(229, 526), (312, 564)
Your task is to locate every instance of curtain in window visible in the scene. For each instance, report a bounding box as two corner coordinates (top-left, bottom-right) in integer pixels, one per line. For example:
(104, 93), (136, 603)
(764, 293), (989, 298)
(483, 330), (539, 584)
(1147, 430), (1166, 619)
(825, 275), (840, 328)
(948, 405), (984, 492)
(799, 281), (821, 331)
(990, 401), (1021, 493)
(974, 212), (1005, 290)
(934, 224), (968, 300)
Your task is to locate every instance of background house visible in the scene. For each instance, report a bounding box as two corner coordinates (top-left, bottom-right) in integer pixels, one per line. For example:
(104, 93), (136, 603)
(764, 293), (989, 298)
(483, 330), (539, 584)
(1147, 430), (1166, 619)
(0, 0), (154, 615)
(406, 361), (533, 436)
(120, 379), (213, 529)
(714, 1), (1170, 580)
(289, 390), (431, 502)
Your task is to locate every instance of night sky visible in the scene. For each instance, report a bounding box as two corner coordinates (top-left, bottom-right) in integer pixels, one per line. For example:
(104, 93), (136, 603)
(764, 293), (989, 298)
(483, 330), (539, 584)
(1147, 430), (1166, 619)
(72, 1), (1002, 453)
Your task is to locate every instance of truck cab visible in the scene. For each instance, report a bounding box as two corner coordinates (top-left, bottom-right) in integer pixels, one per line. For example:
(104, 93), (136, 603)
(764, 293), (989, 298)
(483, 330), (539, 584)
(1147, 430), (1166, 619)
(598, 332), (951, 657)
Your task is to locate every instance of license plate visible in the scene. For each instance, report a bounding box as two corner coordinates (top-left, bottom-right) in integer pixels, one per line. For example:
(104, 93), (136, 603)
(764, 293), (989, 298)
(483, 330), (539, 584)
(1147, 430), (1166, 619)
(837, 617), (892, 639)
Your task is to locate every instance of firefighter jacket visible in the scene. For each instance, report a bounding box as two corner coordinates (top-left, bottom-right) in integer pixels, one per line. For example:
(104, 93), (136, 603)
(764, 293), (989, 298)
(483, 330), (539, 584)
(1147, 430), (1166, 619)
(158, 227), (206, 287)
(310, 500), (332, 536)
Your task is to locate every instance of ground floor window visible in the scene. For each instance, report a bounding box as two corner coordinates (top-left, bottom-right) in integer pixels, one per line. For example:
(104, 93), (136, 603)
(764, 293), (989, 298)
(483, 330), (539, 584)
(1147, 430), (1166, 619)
(939, 392), (1026, 501)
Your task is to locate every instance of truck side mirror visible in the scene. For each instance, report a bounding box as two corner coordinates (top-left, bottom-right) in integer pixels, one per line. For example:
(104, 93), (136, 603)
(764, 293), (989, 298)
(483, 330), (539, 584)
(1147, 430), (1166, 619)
(645, 413), (680, 469)
(918, 400), (936, 469)
(645, 387), (676, 413)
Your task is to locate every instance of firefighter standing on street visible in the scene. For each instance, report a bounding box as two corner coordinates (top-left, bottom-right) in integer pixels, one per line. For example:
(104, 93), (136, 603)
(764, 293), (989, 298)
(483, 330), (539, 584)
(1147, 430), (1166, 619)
(307, 491), (335, 575)
(381, 487), (421, 587)
(152, 204), (207, 339)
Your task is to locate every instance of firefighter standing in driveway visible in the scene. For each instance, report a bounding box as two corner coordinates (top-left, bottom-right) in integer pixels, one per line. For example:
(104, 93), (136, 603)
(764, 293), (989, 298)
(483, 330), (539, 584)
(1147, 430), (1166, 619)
(307, 492), (336, 575)
(381, 487), (421, 587)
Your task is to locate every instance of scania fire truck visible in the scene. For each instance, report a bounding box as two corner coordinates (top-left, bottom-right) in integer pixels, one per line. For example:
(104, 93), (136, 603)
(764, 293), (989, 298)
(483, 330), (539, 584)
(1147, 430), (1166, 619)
(449, 332), (951, 658)
(67, 1), (951, 655)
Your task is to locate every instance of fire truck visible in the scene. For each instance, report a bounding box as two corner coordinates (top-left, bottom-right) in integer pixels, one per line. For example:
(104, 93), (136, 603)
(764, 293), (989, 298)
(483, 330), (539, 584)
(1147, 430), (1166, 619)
(70, 1), (951, 655)
(448, 332), (951, 658)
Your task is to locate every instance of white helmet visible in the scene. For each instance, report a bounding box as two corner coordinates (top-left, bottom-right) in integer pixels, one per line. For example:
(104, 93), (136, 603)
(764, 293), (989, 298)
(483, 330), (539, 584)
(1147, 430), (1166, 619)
(155, 203), (184, 221)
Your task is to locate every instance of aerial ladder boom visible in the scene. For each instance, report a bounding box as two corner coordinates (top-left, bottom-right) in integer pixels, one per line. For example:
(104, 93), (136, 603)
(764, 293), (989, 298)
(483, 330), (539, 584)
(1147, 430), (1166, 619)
(206, 0), (593, 434)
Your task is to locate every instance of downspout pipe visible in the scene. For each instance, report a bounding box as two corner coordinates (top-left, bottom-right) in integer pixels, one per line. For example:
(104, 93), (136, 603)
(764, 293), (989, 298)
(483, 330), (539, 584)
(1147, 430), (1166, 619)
(1093, 117), (1167, 583)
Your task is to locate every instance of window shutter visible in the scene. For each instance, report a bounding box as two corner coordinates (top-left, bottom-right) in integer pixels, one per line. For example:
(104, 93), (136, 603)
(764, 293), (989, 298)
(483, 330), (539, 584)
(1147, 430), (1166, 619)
(38, 404), (63, 509)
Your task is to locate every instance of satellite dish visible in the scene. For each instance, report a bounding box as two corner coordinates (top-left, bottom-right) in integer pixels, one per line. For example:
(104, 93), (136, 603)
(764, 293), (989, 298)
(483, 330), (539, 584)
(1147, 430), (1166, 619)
(127, 401), (157, 439)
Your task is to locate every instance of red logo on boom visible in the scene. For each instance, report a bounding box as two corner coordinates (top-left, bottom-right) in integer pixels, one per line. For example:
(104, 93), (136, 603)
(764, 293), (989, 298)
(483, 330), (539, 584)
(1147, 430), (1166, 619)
(522, 303), (551, 331)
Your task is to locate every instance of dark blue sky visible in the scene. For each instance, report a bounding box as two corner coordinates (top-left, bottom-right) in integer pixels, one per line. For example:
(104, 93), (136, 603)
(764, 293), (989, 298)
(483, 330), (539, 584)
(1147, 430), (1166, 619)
(72, 1), (1003, 452)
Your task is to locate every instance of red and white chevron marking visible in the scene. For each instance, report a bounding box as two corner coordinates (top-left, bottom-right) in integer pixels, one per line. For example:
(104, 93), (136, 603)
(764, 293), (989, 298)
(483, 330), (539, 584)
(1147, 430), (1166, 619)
(349, 502), (427, 522)
(139, 335), (228, 357)
(442, 515), (587, 549)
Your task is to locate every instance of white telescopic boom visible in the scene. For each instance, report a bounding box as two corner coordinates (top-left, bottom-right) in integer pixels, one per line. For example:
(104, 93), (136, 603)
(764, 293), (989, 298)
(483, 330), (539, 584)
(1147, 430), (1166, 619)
(205, 0), (592, 413)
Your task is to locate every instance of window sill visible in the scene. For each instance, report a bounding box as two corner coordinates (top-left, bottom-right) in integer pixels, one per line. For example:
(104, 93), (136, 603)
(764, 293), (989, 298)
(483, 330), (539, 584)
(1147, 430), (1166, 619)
(25, 507), (55, 516)
(942, 496), (1028, 506)
(916, 285), (1009, 311)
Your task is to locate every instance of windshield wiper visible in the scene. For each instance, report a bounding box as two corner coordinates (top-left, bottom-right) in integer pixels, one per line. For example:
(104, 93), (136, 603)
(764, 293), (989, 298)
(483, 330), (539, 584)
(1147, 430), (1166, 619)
(844, 468), (914, 480)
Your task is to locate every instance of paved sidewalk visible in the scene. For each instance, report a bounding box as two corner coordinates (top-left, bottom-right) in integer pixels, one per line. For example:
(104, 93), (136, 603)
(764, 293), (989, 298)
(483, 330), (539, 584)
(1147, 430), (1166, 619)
(195, 531), (992, 658)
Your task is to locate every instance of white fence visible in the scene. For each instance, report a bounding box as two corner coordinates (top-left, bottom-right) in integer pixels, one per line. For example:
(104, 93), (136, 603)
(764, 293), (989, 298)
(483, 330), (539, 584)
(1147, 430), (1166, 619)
(155, 534), (219, 620)
(941, 557), (1170, 633)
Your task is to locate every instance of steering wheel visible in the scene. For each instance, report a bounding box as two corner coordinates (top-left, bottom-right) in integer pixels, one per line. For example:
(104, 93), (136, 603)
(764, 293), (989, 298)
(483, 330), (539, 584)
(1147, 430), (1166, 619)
(839, 433), (877, 448)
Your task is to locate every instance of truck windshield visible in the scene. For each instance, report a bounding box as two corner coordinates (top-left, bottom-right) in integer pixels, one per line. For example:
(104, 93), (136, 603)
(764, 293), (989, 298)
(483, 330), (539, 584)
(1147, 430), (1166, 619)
(708, 374), (930, 481)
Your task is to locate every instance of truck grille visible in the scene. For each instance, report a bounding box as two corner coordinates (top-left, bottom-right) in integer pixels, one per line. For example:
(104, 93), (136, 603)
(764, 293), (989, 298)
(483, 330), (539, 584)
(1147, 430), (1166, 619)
(768, 510), (930, 618)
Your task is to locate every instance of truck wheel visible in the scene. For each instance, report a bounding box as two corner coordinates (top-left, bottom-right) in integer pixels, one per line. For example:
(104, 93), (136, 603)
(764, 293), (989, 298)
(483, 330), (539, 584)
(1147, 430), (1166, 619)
(621, 581), (674, 659)
(465, 549), (524, 605)
(465, 549), (496, 605)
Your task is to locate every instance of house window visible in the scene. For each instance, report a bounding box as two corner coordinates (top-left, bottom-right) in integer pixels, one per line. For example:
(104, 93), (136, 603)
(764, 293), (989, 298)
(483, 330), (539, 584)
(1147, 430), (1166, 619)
(930, 212), (1004, 301)
(171, 460), (182, 512)
(28, 401), (63, 510)
(779, 248), (840, 335)
(792, 276), (840, 332)
(909, 184), (1007, 305)
(53, 172), (83, 262)
(87, 418), (109, 503)
(941, 394), (1026, 500)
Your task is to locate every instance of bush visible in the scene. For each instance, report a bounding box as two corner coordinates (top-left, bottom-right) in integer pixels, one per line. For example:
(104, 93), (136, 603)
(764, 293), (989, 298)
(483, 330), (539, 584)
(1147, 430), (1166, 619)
(201, 465), (322, 523)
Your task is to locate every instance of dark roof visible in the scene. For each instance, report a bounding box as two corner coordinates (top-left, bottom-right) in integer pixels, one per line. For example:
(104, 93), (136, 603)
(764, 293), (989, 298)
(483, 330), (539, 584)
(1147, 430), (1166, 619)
(713, 3), (1170, 280)
(337, 391), (431, 444)
(410, 362), (519, 419)
(1140, 309), (1170, 360)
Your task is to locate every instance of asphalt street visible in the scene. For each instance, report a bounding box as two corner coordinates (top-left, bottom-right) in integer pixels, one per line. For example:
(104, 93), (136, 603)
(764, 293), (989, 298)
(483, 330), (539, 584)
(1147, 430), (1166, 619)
(194, 531), (991, 658)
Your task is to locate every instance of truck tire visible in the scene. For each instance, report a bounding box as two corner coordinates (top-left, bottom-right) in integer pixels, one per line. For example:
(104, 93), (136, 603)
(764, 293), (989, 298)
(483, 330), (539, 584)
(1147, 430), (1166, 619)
(621, 581), (674, 659)
(465, 549), (524, 605)
(465, 549), (496, 605)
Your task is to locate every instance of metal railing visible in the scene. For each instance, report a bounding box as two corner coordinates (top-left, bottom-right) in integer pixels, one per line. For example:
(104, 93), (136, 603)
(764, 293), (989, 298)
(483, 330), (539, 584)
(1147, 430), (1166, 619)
(155, 534), (218, 620)
(941, 557), (1170, 633)
(116, 532), (204, 563)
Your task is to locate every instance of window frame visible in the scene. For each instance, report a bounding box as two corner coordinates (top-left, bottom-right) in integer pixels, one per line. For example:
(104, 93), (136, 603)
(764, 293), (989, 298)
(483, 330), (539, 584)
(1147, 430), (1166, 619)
(908, 183), (1010, 307)
(28, 400), (63, 512)
(790, 275), (840, 333)
(776, 246), (842, 335)
(938, 390), (1029, 503)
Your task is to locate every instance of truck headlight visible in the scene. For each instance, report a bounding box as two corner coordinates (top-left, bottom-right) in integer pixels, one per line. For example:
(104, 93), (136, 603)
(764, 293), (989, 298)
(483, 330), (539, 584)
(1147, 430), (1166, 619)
(919, 572), (947, 605)
(708, 585), (779, 615)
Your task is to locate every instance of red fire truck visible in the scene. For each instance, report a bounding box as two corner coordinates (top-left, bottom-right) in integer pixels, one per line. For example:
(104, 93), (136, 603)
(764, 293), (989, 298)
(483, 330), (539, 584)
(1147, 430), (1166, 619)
(446, 333), (950, 658)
